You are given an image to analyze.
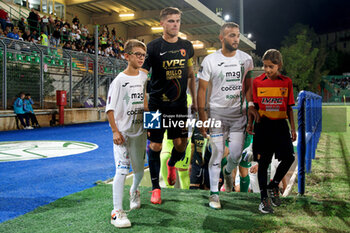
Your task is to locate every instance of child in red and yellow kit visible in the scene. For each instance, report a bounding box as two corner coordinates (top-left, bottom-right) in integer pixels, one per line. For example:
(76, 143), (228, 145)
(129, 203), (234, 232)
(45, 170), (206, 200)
(247, 49), (296, 214)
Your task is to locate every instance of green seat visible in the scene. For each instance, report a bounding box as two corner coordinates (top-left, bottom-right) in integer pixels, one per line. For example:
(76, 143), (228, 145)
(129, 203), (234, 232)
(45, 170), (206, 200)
(44, 57), (50, 64)
(34, 57), (40, 63)
(7, 52), (13, 60)
(50, 59), (56, 65)
(25, 55), (31, 62)
(59, 59), (64, 66)
(16, 54), (23, 61)
(72, 62), (77, 68)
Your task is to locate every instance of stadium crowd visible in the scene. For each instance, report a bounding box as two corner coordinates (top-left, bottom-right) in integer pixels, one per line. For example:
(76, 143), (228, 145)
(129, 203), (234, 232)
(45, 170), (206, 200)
(0, 7), (126, 58)
(330, 76), (350, 89)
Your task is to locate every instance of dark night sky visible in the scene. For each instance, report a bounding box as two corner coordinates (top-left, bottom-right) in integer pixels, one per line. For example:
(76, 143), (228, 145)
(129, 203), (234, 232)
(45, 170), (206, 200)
(200, 0), (350, 56)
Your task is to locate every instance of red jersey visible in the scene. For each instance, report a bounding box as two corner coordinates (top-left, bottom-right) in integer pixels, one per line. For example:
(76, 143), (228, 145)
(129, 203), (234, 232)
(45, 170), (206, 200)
(0, 9), (8, 20)
(253, 73), (295, 120)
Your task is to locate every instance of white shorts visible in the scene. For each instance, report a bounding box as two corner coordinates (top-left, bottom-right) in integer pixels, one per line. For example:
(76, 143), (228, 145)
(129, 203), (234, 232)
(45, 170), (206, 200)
(113, 132), (147, 175)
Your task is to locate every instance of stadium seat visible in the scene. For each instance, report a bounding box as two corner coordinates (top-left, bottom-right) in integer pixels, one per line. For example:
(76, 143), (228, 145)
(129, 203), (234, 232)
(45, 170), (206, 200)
(16, 54), (23, 61)
(25, 55), (31, 63)
(34, 57), (40, 63)
(59, 59), (64, 66)
(7, 52), (13, 60)
(72, 62), (77, 68)
(44, 57), (50, 64)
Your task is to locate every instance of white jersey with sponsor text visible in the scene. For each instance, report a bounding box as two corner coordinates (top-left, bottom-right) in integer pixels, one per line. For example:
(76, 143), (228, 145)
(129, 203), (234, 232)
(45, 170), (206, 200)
(198, 49), (253, 117)
(105, 71), (147, 137)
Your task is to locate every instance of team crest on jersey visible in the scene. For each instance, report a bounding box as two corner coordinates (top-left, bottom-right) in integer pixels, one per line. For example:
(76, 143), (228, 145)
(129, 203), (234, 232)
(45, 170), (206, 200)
(280, 88), (287, 96)
(180, 49), (186, 57)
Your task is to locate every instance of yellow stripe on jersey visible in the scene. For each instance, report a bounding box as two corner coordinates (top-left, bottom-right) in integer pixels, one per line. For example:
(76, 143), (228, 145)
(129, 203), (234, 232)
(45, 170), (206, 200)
(257, 87), (289, 97)
(258, 110), (288, 119)
(187, 58), (193, 67)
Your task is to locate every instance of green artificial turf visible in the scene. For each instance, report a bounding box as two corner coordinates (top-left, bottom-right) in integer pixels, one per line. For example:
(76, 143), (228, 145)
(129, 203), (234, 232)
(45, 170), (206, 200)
(0, 106), (349, 232)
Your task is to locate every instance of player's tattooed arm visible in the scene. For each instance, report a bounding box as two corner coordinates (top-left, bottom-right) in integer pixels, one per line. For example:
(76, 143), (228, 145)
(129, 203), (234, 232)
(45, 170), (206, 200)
(197, 79), (209, 137)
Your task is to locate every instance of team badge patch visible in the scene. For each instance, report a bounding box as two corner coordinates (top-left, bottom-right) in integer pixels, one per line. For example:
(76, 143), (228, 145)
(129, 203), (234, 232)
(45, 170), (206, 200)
(180, 49), (186, 57)
(280, 88), (287, 96)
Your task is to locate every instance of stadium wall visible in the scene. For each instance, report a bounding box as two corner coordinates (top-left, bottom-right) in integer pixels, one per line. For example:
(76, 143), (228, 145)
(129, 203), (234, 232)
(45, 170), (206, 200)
(0, 108), (106, 131)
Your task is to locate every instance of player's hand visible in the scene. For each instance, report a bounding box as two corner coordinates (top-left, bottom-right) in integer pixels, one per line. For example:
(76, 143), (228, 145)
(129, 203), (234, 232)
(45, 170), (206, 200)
(113, 131), (125, 145)
(250, 164), (258, 174)
(199, 126), (208, 138)
(191, 103), (198, 114)
(291, 129), (297, 142)
(248, 106), (260, 123)
(246, 122), (254, 135)
(246, 115), (255, 135)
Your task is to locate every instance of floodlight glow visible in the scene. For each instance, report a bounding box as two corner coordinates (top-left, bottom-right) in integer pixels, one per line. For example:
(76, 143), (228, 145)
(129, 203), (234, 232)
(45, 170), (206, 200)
(224, 14), (230, 21)
(119, 13), (134, 17)
(151, 27), (163, 31)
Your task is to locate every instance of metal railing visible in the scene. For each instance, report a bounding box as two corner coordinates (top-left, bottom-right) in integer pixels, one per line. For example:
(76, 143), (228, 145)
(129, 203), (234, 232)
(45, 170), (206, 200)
(0, 37), (127, 110)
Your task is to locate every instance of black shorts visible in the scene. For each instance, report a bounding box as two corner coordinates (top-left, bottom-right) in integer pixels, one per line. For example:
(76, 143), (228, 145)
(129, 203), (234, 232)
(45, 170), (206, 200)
(147, 105), (188, 143)
(190, 161), (223, 189)
(253, 118), (294, 161)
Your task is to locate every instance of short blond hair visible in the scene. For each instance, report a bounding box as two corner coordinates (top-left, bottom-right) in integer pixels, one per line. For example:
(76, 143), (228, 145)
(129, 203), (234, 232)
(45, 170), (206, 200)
(160, 7), (182, 21)
(124, 39), (146, 54)
(220, 22), (239, 35)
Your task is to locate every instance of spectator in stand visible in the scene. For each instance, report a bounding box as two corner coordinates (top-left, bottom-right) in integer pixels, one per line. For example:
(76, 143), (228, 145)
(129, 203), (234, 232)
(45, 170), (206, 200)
(18, 18), (26, 33)
(61, 24), (69, 42)
(85, 43), (93, 53)
(41, 15), (49, 35)
(99, 32), (107, 49)
(111, 27), (116, 40)
(51, 25), (61, 47)
(81, 25), (89, 37)
(0, 8), (7, 30)
(5, 16), (14, 31)
(22, 29), (31, 41)
(24, 93), (40, 128)
(63, 18), (70, 29)
(0, 28), (4, 37)
(27, 9), (38, 33)
(48, 16), (55, 35)
(39, 30), (49, 46)
(3, 26), (10, 36)
(13, 92), (32, 130)
(31, 30), (39, 42)
(72, 15), (80, 27)
(63, 41), (72, 50)
(7, 27), (19, 40)
(18, 31), (23, 41)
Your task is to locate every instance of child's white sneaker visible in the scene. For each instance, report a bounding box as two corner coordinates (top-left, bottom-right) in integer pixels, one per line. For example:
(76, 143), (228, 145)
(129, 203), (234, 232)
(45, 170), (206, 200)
(130, 190), (141, 210)
(110, 210), (131, 228)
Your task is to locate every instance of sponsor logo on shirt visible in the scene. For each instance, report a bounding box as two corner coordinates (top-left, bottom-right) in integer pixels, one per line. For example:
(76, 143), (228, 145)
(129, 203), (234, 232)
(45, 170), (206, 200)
(218, 62), (224, 66)
(127, 109), (144, 115)
(122, 82), (129, 87)
(221, 85), (242, 91)
(131, 92), (144, 100)
(262, 97), (283, 105)
(224, 64), (238, 67)
(225, 71), (241, 78)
